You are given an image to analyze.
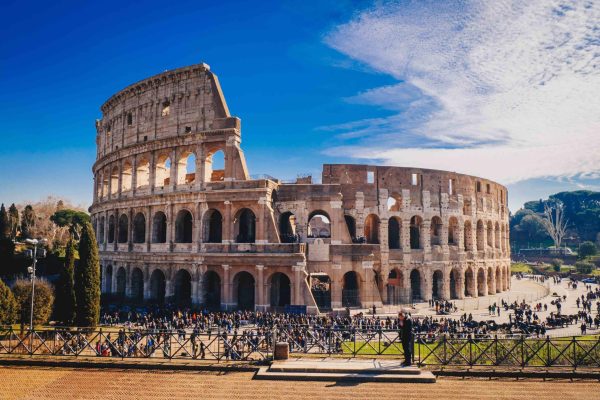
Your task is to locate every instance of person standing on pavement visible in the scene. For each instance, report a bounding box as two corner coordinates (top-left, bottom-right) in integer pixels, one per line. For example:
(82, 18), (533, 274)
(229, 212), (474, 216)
(399, 310), (413, 367)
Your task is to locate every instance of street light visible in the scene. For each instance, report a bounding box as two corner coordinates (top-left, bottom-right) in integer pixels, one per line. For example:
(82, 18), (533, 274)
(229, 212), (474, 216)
(25, 238), (46, 332)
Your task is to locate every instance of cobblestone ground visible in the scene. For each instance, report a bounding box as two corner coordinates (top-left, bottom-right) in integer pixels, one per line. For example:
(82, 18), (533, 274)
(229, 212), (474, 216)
(1, 366), (599, 400)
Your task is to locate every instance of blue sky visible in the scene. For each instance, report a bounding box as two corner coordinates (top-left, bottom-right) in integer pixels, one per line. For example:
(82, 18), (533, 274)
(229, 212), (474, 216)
(1, 0), (599, 211)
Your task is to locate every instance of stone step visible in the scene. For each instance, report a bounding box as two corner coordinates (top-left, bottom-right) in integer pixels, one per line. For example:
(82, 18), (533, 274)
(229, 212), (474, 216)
(255, 367), (436, 383)
(269, 364), (422, 375)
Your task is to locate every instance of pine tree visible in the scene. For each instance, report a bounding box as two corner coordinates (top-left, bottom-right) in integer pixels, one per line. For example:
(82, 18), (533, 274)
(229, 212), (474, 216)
(0, 204), (9, 239)
(20, 205), (36, 239)
(55, 239), (76, 325)
(8, 204), (19, 240)
(0, 278), (17, 325)
(74, 222), (100, 327)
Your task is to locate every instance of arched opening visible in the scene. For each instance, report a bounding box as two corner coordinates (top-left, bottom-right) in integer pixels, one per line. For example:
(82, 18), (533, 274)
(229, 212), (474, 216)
(136, 158), (150, 188)
(464, 220), (473, 251)
(387, 268), (404, 305)
(495, 267), (502, 293)
(308, 210), (331, 238)
(344, 215), (357, 242)
(177, 151), (196, 185)
(149, 269), (166, 304)
(110, 166), (119, 195)
(118, 214), (128, 243)
(269, 272), (291, 308)
(364, 214), (380, 244)
(116, 267), (126, 298)
(152, 212), (167, 243)
(102, 172), (109, 198)
(133, 213), (146, 243)
(122, 161), (132, 192)
(430, 216), (443, 245)
(477, 268), (486, 296)
(450, 268), (460, 299)
(175, 209), (193, 243)
(388, 217), (401, 249)
(410, 269), (421, 301)
(487, 267), (494, 294)
(487, 221), (493, 247)
(104, 265), (113, 293)
(387, 193), (402, 211)
(155, 155), (171, 188)
(203, 271), (221, 310)
(204, 209), (223, 243)
(108, 215), (115, 243)
(448, 217), (459, 245)
(234, 271), (255, 310)
(99, 216), (105, 244)
(279, 212), (297, 243)
(310, 274), (331, 311)
(342, 271), (360, 307)
(131, 268), (144, 302)
(476, 220), (485, 251)
(432, 270), (444, 299)
(206, 150), (225, 182)
(235, 208), (256, 243)
(174, 269), (192, 306)
(410, 216), (422, 249)
(464, 268), (475, 297)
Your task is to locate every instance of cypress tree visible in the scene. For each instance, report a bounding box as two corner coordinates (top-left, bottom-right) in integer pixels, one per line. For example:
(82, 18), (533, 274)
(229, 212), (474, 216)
(0, 278), (17, 325)
(74, 222), (100, 327)
(0, 204), (9, 239)
(20, 205), (35, 240)
(55, 239), (76, 325)
(8, 204), (19, 240)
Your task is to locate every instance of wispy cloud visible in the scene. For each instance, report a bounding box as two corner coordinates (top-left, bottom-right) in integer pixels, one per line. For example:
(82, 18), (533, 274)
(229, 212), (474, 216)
(323, 0), (600, 184)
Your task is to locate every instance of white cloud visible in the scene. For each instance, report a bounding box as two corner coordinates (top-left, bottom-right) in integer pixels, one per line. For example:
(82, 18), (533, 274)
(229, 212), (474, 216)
(323, 0), (600, 185)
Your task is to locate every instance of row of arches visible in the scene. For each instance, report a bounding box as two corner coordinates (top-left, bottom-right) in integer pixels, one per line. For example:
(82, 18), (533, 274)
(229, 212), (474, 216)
(95, 149), (225, 200)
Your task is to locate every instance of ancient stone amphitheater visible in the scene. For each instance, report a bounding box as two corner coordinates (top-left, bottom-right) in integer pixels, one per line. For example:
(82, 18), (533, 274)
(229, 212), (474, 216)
(90, 62), (511, 313)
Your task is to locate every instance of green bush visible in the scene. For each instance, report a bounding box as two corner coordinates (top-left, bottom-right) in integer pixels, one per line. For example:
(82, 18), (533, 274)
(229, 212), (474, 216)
(12, 278), (55, 325)
(575, 261), (594, 274)
(579, 241), (597, 259)
(75, 222), (100, 327)
(550, 259), (562, 272)
(0, 278), (17, 325)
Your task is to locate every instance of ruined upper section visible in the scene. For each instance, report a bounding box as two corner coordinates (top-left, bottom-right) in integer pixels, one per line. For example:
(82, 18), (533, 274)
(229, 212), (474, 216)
(95, 63), (240, 159)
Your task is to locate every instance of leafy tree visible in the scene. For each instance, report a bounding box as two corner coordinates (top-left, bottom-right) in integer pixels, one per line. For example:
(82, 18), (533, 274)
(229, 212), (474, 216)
(12, 278), (55, 326)
(20, 205), (36, 240)
(0, 278), (17, 325)
(75, 222), (100, 327)
(0, 204), (9, 239)
(0, 238), (15, 276)
(50, 209), (90, 241)
(8, 204), (19, 240)
(550, 259), (562, 272)
(54, 239), (76, 325)
(575, 261), (594, 274)
(578, 241), (597, 259)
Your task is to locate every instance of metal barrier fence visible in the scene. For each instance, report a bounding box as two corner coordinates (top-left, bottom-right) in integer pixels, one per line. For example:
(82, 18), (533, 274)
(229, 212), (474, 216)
(2, 325), (600, 369)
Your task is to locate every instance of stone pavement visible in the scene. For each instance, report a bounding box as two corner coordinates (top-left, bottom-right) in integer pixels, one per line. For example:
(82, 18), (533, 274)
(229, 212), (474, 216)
(1, 366), (598, 400)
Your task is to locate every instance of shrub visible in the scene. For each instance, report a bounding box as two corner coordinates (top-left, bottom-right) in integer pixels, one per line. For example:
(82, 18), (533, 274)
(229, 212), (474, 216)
(575, 261), (594, 274)
(550, 259), (562, 272)
(0, 278), (17, 325)
(579, 241), (597, 259)
(12, 278), (55, 326)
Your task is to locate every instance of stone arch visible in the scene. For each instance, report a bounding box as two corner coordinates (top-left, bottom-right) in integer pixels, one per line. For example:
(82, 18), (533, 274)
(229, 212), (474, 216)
(342, 271), (360, 307)
(487, 221), (494, 247)
(121, 161), (133, 192)
(130, 268), (143, 302)
(101, 170), (109, 198)
(108, 215), (115, 243)
(173, 269), (192, 306)
(430, 216), (443, 245)
(155, 153), (171, 188)
(133, 212), (146, 243)
(152, 211), (167, 243)
(233, 271), (255, 310)
(177, 149), (196, 185)
(410, 216), (423, 249)
(175, 209), (193, 243)
(204, 270), (221, 310)
(118, 214), (128, 243)
(269, 272), (292, 308)
(464, 220), (473, 251)
(364, 214), (380, 244)
(388, 217), (401, 249)
(308, 210), (331, 238)
(495, 222), (501, 249)
(448, 217), (459, 245)
(99, 216), (105, 244)
(235, 208), (256, 243)
(310, 273), (332, 311)
(387, 268), (404, 304)
(387, 193), (402, 211)
(450, 268), (461, 299)
(116, 267), (126, 297)
(432, 270), (444, 299)
(410, 269), (422, 301)
(136, 157), (150, 188)
(149, 269), (166, 304)
(344, 215), (357, 242)
(104, 265), (113, 293)
(110, 166), (119, 195)
(203, 209), (223, 243)
(464, 267), (476, 297)
(477, 267), (486, 296)
(476, 220), (485, 251)
(279, 211), (297, 243)
(206, 149), (225, 182)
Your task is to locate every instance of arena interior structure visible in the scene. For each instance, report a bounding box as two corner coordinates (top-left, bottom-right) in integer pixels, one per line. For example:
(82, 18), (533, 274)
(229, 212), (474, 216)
(90, 62), (511, 313)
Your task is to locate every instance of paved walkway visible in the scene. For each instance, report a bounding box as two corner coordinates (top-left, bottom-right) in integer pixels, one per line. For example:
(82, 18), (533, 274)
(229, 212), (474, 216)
(1, 366), (598, 399)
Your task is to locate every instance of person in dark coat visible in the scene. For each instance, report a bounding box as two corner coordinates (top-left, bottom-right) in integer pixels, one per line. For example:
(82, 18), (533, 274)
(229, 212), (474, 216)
(399, 310), (413, 366)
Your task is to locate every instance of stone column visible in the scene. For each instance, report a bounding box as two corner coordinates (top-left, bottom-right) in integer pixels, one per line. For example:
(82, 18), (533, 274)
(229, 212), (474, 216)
(329, 201), (343, 244)
(117, 160), (123, 199)
(113, 209), (119, 251)
(362, 261), (374, 307)
(131, 156), (138, 196)
(442, 270), (451, 300)
(458, 220), (465, 252)
(331, 263), (342, 309)
(255, 200), (267, 244)
(457, 270), (465, 300)
(195, 145), (205, 190)
(125, 266), (132, 298)
(127, 208), (133, 252)
(169, 148), (177, 191)
(111, 266), (118, 294)
(143, 266), (151, 300)
(166, 202), (174, 249)
(256, 265), (266, 311)
(422, 219), (431, 253)
(422, 269), (433, 302)
(292, 264), (304, 305)
(222, 265), (232, 310)
(146, 206), (152, 252)
(401, 218), (411, 251)
(223, 201), (233, 243)
(149, 151), (156, 193)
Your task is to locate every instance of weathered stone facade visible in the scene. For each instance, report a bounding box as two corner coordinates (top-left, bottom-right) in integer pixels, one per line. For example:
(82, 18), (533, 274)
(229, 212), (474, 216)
(90, 62), (511, 313)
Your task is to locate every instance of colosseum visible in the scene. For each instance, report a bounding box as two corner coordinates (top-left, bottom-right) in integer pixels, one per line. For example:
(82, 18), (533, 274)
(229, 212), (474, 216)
(90, 62), (511, 314)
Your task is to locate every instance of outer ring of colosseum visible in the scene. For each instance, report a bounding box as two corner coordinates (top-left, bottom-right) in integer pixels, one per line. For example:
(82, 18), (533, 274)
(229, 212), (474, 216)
(90, 62), (511, 314)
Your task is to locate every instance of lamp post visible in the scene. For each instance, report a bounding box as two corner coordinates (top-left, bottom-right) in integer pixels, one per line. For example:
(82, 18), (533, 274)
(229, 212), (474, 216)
(25, 238), (46, 331)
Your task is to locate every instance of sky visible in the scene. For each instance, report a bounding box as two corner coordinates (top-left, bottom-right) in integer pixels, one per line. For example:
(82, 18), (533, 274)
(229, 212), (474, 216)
(1, 0), (599, 211)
